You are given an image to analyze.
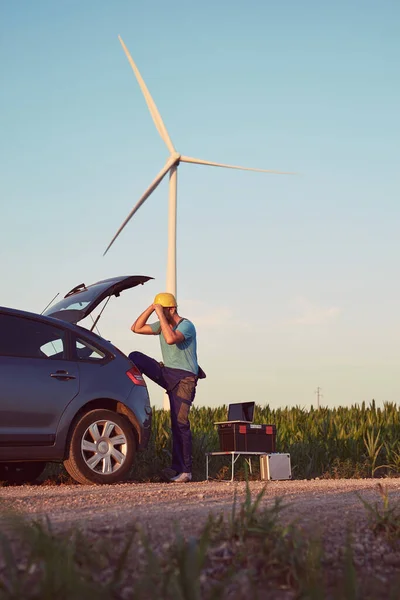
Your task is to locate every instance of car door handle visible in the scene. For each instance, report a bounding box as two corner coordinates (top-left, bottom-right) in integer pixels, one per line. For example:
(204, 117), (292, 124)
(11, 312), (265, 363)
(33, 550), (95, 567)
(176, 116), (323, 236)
(50, 370), (76, 380)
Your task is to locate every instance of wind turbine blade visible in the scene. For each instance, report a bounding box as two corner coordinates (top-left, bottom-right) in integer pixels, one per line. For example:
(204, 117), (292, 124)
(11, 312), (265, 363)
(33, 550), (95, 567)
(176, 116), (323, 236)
(180, 155), (296, 175)
(104, 158), (175, 256)
(118, 36), (175, 154)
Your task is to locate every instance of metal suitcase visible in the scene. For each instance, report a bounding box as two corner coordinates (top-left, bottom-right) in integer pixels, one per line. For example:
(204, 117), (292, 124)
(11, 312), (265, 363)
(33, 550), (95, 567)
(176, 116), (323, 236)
(260, 453), (292, 481)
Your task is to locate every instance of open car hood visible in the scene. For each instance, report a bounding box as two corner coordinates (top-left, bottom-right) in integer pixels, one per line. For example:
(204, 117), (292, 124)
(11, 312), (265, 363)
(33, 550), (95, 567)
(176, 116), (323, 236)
(44, 275), (153, 325)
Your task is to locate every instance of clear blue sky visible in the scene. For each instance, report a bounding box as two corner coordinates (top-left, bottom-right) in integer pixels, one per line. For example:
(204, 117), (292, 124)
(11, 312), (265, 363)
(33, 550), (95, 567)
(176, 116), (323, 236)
(1, 0), (399, 409)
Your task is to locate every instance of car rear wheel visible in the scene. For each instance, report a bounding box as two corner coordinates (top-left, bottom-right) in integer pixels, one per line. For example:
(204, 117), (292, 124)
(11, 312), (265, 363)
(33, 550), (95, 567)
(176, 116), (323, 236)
(64, 409), (136, 485)
(0, 462), (47, 485)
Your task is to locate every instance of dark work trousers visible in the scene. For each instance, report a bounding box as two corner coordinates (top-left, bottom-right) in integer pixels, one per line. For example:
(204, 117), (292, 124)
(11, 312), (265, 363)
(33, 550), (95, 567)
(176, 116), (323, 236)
(129, 351), (197, 474)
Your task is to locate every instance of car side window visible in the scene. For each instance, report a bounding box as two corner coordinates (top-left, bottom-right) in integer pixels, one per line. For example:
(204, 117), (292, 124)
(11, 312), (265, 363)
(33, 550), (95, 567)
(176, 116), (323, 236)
(76, 338), (106, 361)
(40, 338), (64, 358)
(0, 314), (66, 359)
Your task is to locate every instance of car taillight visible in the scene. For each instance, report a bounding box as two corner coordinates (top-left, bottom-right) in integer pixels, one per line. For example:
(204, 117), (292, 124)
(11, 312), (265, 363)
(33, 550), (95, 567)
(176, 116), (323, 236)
(126, 365), (146, 386)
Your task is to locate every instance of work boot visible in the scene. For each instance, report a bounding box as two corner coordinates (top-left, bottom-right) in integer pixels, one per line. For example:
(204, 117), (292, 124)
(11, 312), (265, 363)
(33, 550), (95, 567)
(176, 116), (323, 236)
(170, 472), (192, 483)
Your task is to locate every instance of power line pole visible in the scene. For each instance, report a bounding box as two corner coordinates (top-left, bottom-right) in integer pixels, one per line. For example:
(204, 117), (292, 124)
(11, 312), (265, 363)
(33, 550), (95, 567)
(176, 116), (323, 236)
(315, 386), (323, 409)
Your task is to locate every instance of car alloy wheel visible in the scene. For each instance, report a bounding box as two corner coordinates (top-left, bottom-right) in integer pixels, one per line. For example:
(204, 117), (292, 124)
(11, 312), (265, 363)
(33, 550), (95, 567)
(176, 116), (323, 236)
(64, 409), (136, 485)
(81, 419), (127, 475)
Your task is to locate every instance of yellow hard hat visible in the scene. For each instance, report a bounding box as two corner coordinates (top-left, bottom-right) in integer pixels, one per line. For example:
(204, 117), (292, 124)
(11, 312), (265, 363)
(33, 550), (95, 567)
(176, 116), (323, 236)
(154, 292), (177, 307)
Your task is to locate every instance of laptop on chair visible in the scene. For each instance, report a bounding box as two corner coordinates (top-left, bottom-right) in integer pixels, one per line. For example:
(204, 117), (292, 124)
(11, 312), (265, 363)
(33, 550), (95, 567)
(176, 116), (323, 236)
(214, 401), (255, 425)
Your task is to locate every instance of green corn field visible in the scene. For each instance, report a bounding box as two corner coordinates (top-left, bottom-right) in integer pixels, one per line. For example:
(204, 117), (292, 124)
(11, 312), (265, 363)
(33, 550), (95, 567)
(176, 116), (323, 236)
(134, 401), (400, 481)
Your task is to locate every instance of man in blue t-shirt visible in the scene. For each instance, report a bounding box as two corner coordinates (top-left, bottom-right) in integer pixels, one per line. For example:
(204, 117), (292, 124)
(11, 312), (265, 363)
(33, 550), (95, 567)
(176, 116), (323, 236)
(129, 292), (205, 483)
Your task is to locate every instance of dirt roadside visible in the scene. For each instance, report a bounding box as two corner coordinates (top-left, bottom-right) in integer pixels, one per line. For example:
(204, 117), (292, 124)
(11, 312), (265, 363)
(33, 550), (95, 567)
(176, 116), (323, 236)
(1, 478), (400, 542)
(1, 479), (400, 597)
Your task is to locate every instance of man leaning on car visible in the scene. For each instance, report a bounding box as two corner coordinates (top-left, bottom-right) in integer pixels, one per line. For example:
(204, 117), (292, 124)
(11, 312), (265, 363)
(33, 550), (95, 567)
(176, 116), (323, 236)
(129, 293), (205, 484)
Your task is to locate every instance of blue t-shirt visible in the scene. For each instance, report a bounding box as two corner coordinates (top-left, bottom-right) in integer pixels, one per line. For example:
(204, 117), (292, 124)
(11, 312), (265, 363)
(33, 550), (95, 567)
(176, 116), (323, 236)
(150, 319), (198, 375)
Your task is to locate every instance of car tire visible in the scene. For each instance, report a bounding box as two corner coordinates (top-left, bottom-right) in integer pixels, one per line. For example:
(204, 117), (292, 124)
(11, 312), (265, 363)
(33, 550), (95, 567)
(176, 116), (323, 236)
(0, 462), (47, 485)
(64, 409), (136, 485)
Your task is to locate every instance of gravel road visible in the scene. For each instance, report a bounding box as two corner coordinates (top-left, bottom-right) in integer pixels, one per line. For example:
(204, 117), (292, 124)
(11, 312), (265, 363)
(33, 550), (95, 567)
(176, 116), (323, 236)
(1, 478), (400, 597)
(1, 478), (400, 540)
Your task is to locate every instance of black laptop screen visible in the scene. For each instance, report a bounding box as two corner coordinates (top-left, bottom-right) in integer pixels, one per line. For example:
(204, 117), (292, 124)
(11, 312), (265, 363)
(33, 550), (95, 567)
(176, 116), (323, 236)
(228, 402), (255, 422)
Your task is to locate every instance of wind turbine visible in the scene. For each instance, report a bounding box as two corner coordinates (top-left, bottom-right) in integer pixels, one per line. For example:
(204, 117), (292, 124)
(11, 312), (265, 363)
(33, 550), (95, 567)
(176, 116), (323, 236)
(104, 35), (294, 299)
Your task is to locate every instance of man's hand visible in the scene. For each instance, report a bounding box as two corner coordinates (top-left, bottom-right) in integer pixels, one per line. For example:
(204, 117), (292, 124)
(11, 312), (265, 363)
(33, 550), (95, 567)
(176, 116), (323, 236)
(153, 303), (164, 318)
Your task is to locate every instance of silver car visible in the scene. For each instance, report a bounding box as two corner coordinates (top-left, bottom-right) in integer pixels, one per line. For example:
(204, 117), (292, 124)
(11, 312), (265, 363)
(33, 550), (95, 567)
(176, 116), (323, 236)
(0, 275), (153, 485)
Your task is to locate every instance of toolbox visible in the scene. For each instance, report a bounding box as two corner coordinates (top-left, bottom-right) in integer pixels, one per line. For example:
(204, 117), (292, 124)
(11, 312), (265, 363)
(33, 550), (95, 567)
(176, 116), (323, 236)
(214, 403), (276, 453)
(217, 423), (277, 452)
(260, 453), (292, 480)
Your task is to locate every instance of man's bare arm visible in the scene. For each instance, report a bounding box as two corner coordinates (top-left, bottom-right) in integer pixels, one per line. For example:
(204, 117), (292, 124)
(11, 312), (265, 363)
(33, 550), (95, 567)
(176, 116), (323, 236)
(131, 305), (158, 335)
(154, 305), (185, 345)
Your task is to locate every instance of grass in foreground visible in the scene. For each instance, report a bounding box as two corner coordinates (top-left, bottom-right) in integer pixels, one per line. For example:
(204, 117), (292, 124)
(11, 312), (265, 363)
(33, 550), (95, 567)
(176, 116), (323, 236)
(1, 483), (400, 599)
(357, 482), (400, 546)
